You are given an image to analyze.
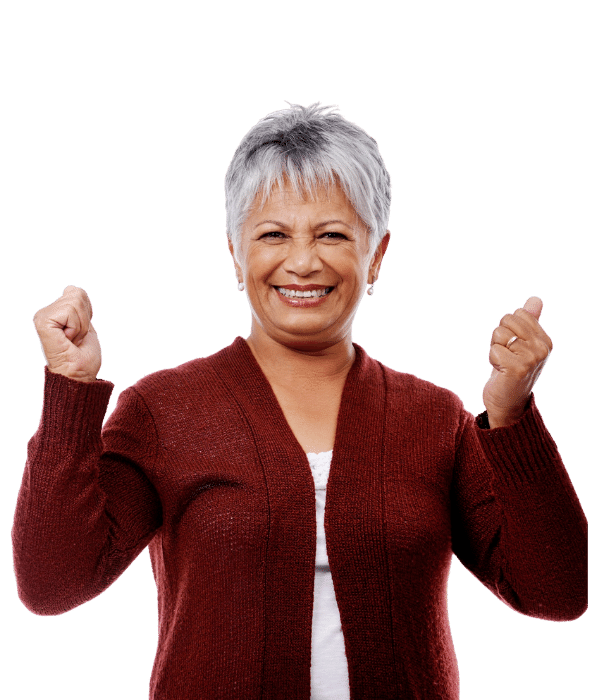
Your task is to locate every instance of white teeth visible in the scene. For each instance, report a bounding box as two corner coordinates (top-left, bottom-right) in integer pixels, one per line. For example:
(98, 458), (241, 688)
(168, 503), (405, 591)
(276, 287), (332, 298)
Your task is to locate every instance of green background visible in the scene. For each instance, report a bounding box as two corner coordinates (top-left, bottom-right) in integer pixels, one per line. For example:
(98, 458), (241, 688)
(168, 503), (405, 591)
(0, 0), (600, 700)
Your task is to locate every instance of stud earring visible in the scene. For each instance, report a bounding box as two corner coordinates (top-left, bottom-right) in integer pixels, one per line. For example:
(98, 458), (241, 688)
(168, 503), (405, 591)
(367, 284), (375, 295)
(238, 281), (245, 291)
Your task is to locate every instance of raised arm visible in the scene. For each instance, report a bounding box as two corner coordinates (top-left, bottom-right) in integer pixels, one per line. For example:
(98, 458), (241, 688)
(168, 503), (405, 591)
(12, 287), (163, 615)
(450, 296), (587, 620)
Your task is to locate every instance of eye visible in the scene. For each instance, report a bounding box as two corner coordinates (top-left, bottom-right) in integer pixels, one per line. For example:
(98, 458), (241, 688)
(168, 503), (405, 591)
(319, 231), (348, 240)
(259, 231), (348, 240)
(259, 231), (287, 240)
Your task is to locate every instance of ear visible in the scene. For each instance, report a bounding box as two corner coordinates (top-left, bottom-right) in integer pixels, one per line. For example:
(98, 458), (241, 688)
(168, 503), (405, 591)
(228, 238), (243, 283)
(368, 231), (391, 284)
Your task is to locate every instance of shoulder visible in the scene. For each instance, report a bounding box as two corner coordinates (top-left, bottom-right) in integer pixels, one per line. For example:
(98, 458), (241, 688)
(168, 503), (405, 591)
(127, 347), (231, 404)
(378, 360), (465, 416)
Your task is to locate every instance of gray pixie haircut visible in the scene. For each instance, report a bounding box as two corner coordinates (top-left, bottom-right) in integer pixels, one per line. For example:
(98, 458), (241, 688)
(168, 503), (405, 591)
(225, 103), (391, 254)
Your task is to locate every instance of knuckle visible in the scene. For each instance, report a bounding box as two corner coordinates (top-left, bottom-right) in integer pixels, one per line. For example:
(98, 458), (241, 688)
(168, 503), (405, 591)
(513, 364), (529, 380)
(535, 340), (550, 359)
(77, 289), (91, 308)
(499, 313), (513, 326)
(33, 306), (49, 326)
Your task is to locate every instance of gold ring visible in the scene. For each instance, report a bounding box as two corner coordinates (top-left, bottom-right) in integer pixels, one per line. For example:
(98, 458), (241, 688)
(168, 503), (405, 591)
(506, 335), (519, 349)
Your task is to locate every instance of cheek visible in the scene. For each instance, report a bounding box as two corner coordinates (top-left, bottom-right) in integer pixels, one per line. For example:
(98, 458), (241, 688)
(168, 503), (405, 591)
(244, 249), (280, 285)
(329, 253), (369, 284)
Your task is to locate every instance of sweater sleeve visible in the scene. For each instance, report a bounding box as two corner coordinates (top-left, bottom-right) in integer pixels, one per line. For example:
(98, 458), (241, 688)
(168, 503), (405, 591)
(450, 392), (587, 621)
(12, 368), (163, 616)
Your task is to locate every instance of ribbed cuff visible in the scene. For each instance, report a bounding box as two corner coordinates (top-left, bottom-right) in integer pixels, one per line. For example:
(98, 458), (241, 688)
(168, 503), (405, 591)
(474, 393), (563, 487)
(37, 366), (115, 455)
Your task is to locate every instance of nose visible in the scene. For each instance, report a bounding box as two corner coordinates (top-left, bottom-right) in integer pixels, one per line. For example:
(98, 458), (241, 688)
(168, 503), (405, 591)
(283, 237), (324, 277)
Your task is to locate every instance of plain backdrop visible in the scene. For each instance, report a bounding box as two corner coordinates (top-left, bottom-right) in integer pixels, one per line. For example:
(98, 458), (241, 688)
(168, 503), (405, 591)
(2, 1), (597, 698)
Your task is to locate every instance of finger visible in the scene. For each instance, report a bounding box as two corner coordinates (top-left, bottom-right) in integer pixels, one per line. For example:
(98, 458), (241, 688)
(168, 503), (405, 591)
(490, 343), (549, 399)
(54, 301), (89, 346)
(492, 324), (552, 362)
(54, 305), (85, 344)
(60, 288), (92, 344)
(491, 331), (551, 374)
(69, 305), (91, 346)
(488, 339), (549, 377)
(523, 296), (543, 320)
(490, 322), (554, 362)
(491, 326), (522, 348)
(498, 312), (536, 341)
(488, 343), (523, 376)
(512, 308), (553, 352)
(499, 308), (552, 348)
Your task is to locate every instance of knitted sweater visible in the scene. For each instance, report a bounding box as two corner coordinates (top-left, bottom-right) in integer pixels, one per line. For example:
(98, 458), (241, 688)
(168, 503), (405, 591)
(12, 337), (587, 700)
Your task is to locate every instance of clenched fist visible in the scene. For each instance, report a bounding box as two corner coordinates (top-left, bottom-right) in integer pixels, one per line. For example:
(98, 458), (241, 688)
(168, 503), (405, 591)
(483, 296), (553, 428)
(33, 286), (101, 383)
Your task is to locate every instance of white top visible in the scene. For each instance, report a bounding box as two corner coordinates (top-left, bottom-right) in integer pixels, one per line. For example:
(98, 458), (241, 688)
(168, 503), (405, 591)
(306, 450), (350, 700)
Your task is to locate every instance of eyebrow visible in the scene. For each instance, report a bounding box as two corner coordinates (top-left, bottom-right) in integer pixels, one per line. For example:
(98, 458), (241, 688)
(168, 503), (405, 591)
(253, 219), (353, 230)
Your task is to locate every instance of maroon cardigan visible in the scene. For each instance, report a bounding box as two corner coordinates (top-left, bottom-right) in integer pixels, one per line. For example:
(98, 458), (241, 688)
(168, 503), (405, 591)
(12, 337), (587, 699)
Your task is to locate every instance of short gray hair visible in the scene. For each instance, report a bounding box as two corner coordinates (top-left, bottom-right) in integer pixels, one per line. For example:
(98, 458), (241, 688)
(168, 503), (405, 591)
(225, 103), (391, 254)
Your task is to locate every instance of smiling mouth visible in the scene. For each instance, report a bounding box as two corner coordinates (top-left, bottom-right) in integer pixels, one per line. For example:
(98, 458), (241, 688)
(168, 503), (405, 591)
(275, 286), (334, 299)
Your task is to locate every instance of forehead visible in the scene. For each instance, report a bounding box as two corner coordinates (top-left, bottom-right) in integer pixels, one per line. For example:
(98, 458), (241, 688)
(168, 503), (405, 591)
(247, 179), (360, 223)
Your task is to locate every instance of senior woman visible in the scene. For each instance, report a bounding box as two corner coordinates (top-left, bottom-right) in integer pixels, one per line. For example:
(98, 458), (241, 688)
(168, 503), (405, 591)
(13, 104), (587, 700)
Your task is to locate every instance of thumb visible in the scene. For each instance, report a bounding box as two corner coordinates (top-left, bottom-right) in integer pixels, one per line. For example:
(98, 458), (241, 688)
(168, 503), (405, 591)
(523, 296), (543, 320)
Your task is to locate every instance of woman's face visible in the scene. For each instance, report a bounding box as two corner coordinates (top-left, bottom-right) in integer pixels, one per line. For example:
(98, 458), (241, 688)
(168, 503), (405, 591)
(230, 180), (389, 350)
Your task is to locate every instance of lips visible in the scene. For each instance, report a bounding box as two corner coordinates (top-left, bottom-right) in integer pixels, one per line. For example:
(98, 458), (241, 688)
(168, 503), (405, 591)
(275, 284), (334, 292)
(276, 286), (334, 299)
(273, 287), (335, 308)
(271, 284), (335, 292)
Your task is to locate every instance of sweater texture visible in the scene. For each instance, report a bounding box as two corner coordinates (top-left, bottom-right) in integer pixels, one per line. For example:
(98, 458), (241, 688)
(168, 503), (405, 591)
(12, 337), (588, 699)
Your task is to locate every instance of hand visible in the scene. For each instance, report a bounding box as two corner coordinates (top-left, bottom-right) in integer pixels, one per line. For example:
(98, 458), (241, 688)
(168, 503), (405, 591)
(33, 286), (102, 383)
(483, 296), (553, 428)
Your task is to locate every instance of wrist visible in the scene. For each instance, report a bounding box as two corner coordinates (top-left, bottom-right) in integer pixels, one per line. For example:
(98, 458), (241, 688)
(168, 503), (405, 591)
(487, 413), (522, 429)
(485, 396), (532, 429)
(47, 365), (99, 384)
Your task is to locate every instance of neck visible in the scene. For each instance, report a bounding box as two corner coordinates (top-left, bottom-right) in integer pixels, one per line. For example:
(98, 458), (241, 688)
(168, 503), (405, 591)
(245, 326), (356, 386)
